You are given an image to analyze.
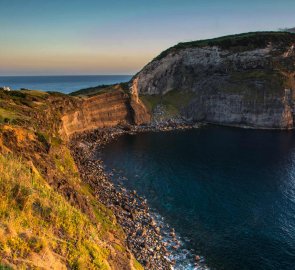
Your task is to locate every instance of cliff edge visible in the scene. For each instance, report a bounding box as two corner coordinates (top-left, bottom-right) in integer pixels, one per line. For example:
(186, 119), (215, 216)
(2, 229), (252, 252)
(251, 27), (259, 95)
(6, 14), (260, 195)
(131, 32), (295, 129)
(62, 85), (150, 137)
(0, 90), (143, 270)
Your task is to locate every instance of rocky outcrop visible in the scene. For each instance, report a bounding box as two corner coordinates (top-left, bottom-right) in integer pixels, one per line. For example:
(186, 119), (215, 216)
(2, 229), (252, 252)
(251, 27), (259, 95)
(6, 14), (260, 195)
(131, 32), (295, 129)
(61, 90), (150, 137)
(129, 82), (151, 125)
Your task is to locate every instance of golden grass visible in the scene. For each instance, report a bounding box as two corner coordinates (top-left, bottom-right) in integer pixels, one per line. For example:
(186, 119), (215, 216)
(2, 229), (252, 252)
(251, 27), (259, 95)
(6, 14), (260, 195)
(0, 153), (112, 269)
(133, 258), (144, 270)
(20, 90), (49, 98)
(0, 90), (141, 269)
(0, 108), (19, 123)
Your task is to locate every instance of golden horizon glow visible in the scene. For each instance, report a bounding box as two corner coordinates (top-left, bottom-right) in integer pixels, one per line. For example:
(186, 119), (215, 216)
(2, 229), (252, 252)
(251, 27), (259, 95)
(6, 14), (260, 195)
(1, 0), (294, 75)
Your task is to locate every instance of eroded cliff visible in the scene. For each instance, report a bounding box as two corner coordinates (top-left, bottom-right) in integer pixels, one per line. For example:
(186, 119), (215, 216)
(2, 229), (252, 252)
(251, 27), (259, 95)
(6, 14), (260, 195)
(131, 32), (295, 129)
(61, 89), (150, 137)
(0, 90), (143, 270)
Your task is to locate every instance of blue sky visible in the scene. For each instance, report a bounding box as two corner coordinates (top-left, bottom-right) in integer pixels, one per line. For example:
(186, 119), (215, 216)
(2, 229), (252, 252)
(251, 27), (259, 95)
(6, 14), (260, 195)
(0, 0), (294, 75)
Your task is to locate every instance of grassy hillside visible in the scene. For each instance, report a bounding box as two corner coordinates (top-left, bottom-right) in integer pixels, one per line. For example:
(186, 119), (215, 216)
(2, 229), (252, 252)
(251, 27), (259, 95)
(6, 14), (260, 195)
(70, 83), (129, 97)
(0, 153), (111, 269)
(155, 31), (295, 61)
(0, 89), (140, 269)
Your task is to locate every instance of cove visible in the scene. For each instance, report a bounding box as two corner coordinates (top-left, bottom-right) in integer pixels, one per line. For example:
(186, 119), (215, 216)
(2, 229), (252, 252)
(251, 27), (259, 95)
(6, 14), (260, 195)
(101, 127), (295, 270)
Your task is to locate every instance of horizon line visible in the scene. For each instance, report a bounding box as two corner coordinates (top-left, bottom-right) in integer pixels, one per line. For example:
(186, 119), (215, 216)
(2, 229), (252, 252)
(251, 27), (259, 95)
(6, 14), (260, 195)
(0, 74), (134, 77)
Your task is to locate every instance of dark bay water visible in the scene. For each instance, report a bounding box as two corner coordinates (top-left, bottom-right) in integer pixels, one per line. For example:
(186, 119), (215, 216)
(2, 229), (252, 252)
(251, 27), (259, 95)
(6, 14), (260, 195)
(0, 75), (132, 94)
(102, 127), (295, 270)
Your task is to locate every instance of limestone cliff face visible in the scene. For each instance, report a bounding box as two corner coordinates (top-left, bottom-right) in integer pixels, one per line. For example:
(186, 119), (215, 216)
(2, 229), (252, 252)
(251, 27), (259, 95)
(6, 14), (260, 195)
(131, 32), (295, 129)
(61, 90), (150, 137)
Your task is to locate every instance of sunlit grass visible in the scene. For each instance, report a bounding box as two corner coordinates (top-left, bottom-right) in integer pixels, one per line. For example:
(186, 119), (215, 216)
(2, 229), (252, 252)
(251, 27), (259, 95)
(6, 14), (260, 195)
(0, 153), (112, 269)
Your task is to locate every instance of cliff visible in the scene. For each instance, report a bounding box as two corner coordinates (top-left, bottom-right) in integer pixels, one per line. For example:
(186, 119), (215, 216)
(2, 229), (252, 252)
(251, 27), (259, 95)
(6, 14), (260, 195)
(0, 90), (143, 270)
(131, 32), (295, 129)
(62, 86), (150, 137)
(2, 31), (295, 269)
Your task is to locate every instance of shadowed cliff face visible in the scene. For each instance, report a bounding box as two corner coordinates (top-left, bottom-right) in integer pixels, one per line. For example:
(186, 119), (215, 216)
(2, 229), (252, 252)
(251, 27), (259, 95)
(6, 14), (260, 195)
(61, 90), (150, 137)
(131, 32), (295, 129)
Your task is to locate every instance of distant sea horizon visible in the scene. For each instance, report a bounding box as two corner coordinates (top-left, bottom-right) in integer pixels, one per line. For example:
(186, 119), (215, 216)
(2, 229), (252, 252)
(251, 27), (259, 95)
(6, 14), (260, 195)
(0, 75), (133, 94)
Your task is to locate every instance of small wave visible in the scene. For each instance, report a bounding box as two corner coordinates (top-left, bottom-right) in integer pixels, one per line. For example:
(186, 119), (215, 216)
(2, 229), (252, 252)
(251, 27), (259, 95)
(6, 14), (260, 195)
(151, 212), (210, 270)
(105, 166), (210, 269)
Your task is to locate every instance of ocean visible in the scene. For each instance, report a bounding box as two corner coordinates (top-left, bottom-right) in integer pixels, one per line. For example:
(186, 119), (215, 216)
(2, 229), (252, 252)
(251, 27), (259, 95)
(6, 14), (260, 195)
(0, 75), (132, 94)
(101, 127), (295, 270)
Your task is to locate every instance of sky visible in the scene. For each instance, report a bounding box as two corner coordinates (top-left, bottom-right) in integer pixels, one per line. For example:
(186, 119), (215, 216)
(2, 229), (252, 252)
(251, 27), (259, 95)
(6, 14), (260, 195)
(0, 0), (295, 76)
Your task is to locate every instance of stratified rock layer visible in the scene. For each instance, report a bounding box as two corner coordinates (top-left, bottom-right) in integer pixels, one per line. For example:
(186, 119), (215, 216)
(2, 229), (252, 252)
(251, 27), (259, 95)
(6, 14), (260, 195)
(61, 90), (150, 137)
(131, 32), (295, 129)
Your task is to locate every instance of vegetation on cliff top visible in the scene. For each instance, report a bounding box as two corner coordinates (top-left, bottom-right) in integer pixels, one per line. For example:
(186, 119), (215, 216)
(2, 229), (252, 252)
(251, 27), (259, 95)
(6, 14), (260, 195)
(0, 90), (70, 136)
(70, 82), (129, 97)
(155, 31), (295, 61)
(0, 90), (139, 269)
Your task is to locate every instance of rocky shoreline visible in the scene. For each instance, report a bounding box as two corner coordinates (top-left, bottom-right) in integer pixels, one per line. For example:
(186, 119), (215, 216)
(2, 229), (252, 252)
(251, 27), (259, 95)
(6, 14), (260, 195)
(69, 123), (203, 270)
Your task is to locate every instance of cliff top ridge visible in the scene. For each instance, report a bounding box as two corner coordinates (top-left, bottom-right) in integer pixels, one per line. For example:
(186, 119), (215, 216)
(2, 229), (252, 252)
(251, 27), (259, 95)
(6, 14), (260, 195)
(155, 31), (295, 61)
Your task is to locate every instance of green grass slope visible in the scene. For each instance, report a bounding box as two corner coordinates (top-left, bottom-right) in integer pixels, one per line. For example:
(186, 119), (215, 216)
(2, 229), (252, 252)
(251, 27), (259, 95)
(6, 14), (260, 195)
(0, 89), (140, 269)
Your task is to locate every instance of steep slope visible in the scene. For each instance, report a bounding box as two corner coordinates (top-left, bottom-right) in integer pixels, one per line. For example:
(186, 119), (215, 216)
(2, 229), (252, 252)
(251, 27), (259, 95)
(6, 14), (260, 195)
(62, 86), (150, 137)
(131, 32), (295, 129)
(0, 90), (142, 270)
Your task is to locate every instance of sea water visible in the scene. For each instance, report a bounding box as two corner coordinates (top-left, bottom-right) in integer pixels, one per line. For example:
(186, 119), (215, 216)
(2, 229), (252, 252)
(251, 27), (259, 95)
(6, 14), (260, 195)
(0, 75), (132, 94)
(102, 127), (295, 270)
